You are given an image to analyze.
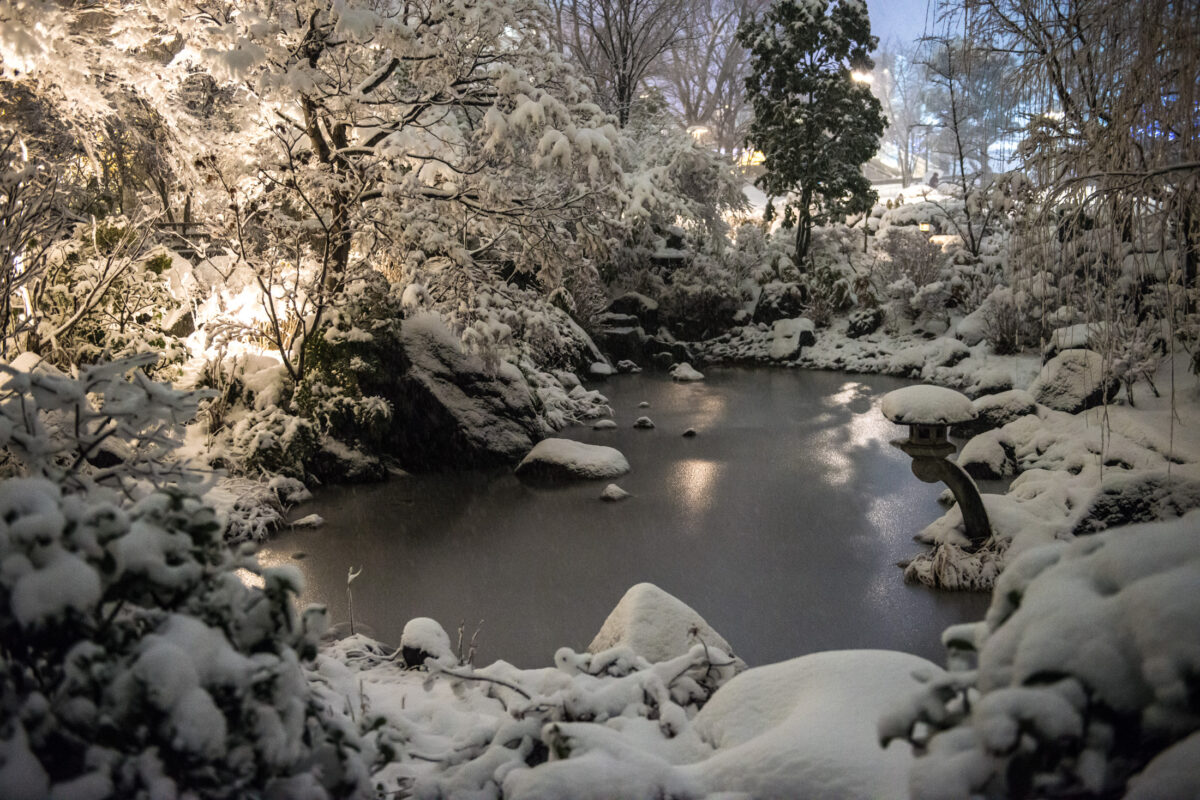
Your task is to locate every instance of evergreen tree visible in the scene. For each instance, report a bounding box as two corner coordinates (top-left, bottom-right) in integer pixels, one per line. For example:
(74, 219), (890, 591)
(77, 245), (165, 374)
(738, 0), (885, 265)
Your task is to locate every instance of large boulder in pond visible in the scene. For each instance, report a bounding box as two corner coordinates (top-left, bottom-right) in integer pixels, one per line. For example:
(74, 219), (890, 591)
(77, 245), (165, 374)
(1029, 348), (1118, 413)
(515, 438), (630, 481)
(390, 312), (543, 469)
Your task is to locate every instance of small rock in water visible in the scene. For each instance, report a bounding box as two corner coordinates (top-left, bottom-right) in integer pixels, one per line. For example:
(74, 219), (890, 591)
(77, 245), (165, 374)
(291, 551), (308, 560)
(682, 428), (697, 437)
(638, 401), (650, 408)
(593, 419), (618, 430)
(669, 362), (705, 381)
(292, 513), (325, 528)
(634, 416), (655, 429)
(616, 359), (642, 373)
(600, 484), (631, 501)
(589, 361), (614, 377)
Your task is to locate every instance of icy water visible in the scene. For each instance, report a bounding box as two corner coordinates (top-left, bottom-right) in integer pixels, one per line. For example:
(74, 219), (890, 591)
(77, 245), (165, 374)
(258, 367), (991, 668)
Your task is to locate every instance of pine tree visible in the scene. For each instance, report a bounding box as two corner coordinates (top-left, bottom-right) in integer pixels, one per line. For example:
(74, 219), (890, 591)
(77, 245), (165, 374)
(738, 0), (885, 265)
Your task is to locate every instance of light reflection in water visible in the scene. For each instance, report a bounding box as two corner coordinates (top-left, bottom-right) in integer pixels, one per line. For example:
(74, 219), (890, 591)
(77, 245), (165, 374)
(814, 381), (898, 486)
(670, 458), (723, 518)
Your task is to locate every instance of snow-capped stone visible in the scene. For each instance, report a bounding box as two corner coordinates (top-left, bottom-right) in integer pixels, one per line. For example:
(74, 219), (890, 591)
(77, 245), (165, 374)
(291, 513), (324, 528)
(615, 359), (641, 373)
(633, 416), (655, 429)
(600, 484), (631, 501)
(881, 385), (976, 426)
(768, 317), (816, 361)
(956, 389), (1038, 438)
(1043, 322), (1108, 361)
(588, 583), (742, 668)
(400, 617), (454, 667)
(669, 362), (705, 381)
(593, 419), (617, 430)
(515, 438), (630, 480)
(1029, 348), (1118, 413)
(682, 428), (697, 438)
(691, 650), (942, 798)
(638, 401), (650, 408)
(607, 292), (659, 330)
(589, 361), (614, 377)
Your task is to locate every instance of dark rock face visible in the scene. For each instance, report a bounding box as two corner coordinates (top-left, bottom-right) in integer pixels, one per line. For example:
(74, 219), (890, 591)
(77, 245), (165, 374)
(660, 284), (740, 341)
(752, 282), (808, 325)
(1029, 349), (1119, 413)
(388, 314), (542, 470)
(594, 326), (646, 364)
(607, 292), (660, 333)
(846, 307), (883, 338)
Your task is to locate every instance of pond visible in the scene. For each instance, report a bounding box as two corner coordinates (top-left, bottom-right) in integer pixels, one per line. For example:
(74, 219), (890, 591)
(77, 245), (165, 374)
(257, 367), (991, 668)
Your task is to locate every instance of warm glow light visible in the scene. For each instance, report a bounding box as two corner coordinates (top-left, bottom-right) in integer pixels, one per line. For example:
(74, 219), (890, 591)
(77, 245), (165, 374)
(918, 222), (932, 233)
(687, 125), (710, 141)
(851, 71), (874, 84)
(738, 150), (765, 167)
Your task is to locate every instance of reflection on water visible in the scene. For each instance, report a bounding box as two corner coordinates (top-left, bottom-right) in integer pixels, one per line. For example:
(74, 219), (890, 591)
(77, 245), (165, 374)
(259, 367), (990, 668)
(670, 458), (723, 516)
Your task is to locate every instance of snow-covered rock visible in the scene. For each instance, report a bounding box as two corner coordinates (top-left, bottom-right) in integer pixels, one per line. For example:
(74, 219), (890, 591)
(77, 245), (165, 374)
(592, 419), (617, 430)
(400, 617), (455, 667)
(881, 384), (976, 426)
(1029, 348), (1118, 413)
(752, 281), (807, 325)
(600, 484), (631, 501)
(1043, 322), (1108, 361)
(588, 361), (614, 377)
(956, 389), (1038, 437)
(290, 513), (324, 528)
(768, 317), (816, 361)
(690, 650), (941, 799)
(515, 438), (630, 480)
(634, 416), (655, 429)
(588, 583), (743, 669)
(391, 312), (542, 469)
(669, 362), (705, 381)
(607, 292), (660, 332)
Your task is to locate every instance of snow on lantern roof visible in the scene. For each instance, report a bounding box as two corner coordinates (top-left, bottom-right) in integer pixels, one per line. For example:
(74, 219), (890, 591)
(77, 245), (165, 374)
(881, 385), (976, 426)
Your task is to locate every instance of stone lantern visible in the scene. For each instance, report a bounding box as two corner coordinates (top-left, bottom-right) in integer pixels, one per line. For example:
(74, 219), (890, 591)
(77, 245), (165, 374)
(881, 385), (991, 548)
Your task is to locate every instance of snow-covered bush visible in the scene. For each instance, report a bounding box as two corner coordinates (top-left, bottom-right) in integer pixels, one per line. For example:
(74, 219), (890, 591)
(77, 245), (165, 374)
(0, 478), (371, 799)
(884, 514), (1200, 800)
(0, 352), (208, 495)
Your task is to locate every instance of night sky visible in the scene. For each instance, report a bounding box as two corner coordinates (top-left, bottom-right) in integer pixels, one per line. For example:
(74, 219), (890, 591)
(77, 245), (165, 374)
(865, 0), (934, 47)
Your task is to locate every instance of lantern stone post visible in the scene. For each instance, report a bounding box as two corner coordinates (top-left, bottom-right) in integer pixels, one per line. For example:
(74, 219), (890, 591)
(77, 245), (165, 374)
(881, 385), (992, 548)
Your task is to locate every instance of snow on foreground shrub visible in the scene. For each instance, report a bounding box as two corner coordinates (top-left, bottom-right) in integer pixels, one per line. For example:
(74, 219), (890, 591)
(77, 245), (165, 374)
(883, 512), (1200, 799)
(319, 625), (939, 798)
(0, 478), (371, 799)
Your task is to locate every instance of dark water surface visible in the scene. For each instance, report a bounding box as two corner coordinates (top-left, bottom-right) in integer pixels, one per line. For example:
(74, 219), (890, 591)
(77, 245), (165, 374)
(257, 367), (991, 668)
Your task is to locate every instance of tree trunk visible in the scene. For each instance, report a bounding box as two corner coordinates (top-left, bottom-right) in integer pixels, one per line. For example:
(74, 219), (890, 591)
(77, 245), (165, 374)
(794, 187), (813, 268)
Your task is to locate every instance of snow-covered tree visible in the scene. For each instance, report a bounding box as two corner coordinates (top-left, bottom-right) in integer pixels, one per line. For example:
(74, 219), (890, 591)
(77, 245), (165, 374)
(738, 0), (886, 265)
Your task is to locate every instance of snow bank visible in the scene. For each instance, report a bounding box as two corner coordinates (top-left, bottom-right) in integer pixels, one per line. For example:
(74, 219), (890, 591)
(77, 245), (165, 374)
(688, 650), (941, 798)
(588, 583), (743, 669)
(515, 438), (630, 480)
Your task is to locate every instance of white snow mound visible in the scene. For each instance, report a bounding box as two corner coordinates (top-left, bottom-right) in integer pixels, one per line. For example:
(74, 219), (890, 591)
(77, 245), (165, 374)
(589, 582), (742, 668)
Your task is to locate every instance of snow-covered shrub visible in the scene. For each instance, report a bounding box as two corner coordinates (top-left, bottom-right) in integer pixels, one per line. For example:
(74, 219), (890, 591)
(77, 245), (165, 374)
(0, 352), (208, 495)
(875, 227), (949, 321)
(31, 220), (187, 377)
(0, 478), (371, 799)
(884, 514), (1200, 800)
(980, 285), (1025, 354)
